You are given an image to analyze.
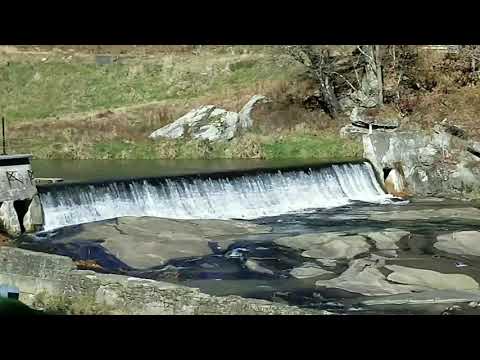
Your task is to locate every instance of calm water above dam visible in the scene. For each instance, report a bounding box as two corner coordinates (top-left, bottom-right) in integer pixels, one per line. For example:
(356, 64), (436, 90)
(31, 159), (360, 183)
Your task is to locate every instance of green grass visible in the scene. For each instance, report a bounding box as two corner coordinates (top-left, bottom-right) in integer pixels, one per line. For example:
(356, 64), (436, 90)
(0, 54), (297, 123)
(57, 134), (363, 161)
(262, 135), (363, 160)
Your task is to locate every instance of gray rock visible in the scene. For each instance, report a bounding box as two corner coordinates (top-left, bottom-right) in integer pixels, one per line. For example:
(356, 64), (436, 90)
(418, 145), (439, 166)
(435, 231), (480, 257)
(51, 216), (271, 269)
(361, 229), (410, 253)
(315, 258), (337, 268)
(275, 233), (370, 260)
(339, 124), (369, 139)
(316, 259), (423, 296)
(350, 107), (399, 129)
(385, 265), (479, 291)
(290, 263), (334, 279)
(360, 289), (480, 306)
(369, 207), (480, 222)
(467, 141), (480, 158)
(238, 95), (270, 129)
(0, 201), (21, 235)
(23, 195), (44, 233)
(149, 105), (240, 142)
(362, 129), (480, 197)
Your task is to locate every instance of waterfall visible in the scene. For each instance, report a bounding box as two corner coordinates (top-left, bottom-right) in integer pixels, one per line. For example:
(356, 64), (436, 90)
(38, 162), (392, 231)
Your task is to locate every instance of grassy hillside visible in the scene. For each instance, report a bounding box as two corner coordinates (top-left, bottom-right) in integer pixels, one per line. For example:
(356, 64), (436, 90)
(2, 45), (478, 161)
(0, 45), (361, 161)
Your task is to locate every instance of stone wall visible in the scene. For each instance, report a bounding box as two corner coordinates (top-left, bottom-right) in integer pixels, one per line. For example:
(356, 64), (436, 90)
(0, 155), (43, 235)
(0, 247), (326, 315)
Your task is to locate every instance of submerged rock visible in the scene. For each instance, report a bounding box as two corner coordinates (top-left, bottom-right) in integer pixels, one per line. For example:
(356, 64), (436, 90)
(435, 231), (480, 256)
(385, 265), (479, 291)
(244, 259), (275, 276)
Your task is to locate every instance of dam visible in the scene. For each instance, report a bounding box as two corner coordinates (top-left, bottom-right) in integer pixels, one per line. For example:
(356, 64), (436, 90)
(36, 161), (393, 231)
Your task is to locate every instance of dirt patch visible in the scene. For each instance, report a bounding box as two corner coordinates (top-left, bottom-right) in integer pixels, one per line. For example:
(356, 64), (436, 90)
(0, 233), (11, 246)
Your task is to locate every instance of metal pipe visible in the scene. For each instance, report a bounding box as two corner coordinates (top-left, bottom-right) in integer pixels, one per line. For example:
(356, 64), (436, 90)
(2, 117), (6, 155)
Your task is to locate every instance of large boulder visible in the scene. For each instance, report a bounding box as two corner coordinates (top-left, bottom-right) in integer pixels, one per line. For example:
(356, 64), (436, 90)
(238, 95), (270, 129)
(149, 95), (269, 142)
(149, 105), (240, 141)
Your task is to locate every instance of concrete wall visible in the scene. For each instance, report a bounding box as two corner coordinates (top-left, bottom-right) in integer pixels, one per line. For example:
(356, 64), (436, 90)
(0, 155), (37, 202)
(0, 247), (326, 315)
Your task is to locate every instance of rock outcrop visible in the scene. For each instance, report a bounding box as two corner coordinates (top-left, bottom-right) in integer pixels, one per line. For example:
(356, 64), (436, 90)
(149, 95), (269, 142)
(340, 107), (400, 139)
(363, 127), (480, 197)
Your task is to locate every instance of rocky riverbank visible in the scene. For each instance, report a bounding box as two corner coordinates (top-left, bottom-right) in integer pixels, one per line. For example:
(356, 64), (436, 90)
(10, 200), (480, 315)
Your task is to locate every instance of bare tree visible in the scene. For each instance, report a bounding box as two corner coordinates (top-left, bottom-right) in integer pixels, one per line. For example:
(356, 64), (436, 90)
(357, 45), (384, 107)
(284, 45), (340, 118)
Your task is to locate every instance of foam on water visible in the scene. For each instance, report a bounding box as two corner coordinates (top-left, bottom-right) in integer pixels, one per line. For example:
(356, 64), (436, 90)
(39, 162), (394, 231)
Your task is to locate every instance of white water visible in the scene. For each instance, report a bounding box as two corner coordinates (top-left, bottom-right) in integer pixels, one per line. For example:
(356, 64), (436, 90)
(39, 162), (393, 231)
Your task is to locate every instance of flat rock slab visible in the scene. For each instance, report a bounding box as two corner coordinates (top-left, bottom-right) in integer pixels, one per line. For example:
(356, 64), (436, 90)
(360, 229), (410, 251)
(51, 217), (271, 269)
(275, 233), (370, 260)
(316, 259), (423, 296)
(386, 265), (480, 291)
(290, 263), (335, 279)
(435, 231), (480, 257)
(360, 289), (480, 306)
(369, 208), (480, 222)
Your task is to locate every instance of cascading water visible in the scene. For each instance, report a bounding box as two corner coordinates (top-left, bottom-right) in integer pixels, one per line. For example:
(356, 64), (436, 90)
(38, 162), (394, 231)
